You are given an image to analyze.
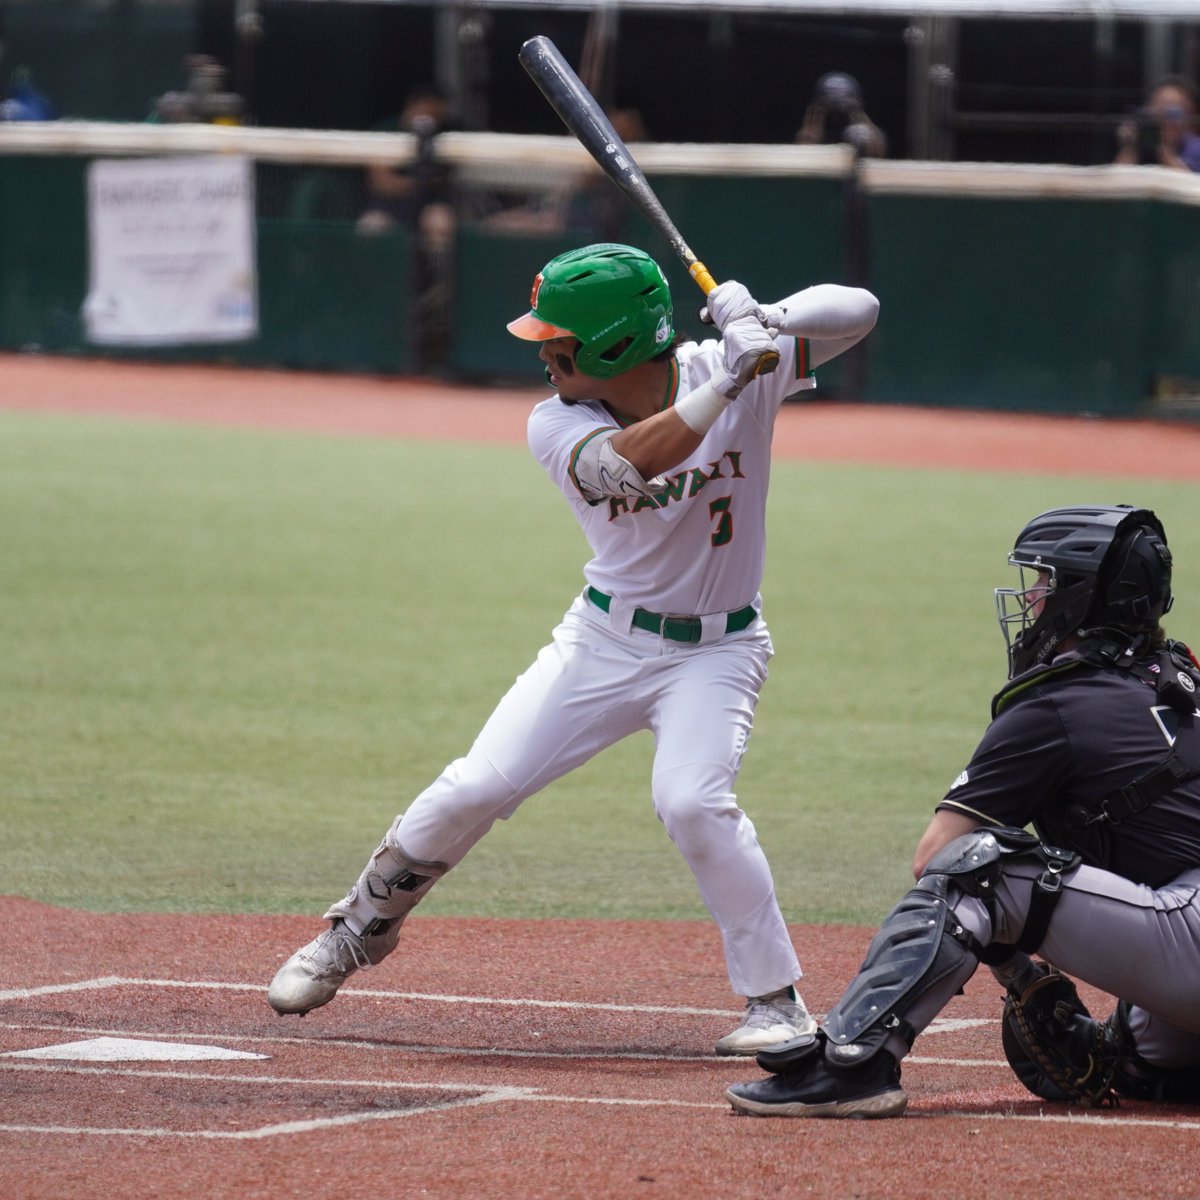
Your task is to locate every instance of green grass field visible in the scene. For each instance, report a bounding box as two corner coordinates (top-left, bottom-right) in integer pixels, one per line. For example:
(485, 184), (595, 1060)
(3, 409), (1197, 925)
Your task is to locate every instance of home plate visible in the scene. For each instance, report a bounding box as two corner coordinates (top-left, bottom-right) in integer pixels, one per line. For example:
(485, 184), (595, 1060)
(4, 1037), (269, 1061)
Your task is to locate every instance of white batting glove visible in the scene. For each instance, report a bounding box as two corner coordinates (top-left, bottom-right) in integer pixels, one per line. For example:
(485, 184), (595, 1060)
(699, 280), (766, 332)
(759, 304), (788, 333)
(720, 315), (779, 392)
(676, 315), (778, 432)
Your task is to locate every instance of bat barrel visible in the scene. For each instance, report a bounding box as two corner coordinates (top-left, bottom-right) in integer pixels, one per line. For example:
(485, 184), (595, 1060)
(519, 36), (713, 298)
(520, 34), (758, 319)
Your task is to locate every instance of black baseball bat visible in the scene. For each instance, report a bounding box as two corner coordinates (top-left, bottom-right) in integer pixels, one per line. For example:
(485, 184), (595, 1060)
(518, 36), (778, 375)
(519, 35), (719, 298)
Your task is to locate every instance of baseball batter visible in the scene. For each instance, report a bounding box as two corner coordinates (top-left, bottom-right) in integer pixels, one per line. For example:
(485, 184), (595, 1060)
(268, 242), (879, 1054)
(728, 505), (1200, 1116)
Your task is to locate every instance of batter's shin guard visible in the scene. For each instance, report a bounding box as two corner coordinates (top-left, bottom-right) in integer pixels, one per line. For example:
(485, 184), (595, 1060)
(324, 819), (448, 939)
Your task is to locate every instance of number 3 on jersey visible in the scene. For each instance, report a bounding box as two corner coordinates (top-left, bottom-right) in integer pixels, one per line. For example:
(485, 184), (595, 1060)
(709, 496), (733, 547)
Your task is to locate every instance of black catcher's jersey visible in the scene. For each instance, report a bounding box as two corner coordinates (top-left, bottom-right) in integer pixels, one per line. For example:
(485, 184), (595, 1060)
(937, 648), (1200, 887)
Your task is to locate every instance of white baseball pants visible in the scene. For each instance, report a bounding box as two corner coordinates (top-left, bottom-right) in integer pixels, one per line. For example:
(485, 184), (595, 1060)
(388, 592), (801, 999)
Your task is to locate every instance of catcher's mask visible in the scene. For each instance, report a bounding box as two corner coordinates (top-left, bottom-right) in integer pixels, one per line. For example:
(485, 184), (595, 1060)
(506, 243), (674, 380)
(995, 504), (1173, 678)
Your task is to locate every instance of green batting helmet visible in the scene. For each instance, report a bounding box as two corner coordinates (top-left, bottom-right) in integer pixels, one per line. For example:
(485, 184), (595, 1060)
(506, 243), (674, 379)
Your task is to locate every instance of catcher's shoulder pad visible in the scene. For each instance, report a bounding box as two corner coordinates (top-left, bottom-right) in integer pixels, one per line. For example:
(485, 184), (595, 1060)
(1001, 965), (1118, 1107)
(992, 656), (1087, 718)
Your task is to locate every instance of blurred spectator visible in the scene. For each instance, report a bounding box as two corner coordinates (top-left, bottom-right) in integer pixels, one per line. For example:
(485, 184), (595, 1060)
(150, 55), (244, 125)
(357, 87), (455, 244)
(482, 104), (648, 241)
(796, 72), (887, 158)
(1114, 75), (1200, 171)
(563, 104), (648, 241)
(357, 87), (457, 370)
(0, 66), (57, 121)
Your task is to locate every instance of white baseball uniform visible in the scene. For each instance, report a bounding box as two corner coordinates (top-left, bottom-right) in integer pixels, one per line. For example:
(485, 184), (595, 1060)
(389, 288), (873, 999)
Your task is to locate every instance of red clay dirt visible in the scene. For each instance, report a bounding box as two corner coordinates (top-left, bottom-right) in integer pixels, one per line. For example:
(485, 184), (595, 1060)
(3, 353), (1200, 478)
(3, 353), (1199, 1200)
(4, 899), (1199, 1200)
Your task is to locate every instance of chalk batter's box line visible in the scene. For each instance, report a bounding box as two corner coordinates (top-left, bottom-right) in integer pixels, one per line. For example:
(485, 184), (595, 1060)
(3, 1060), (1200, 1140)
(0, 974), (995, 1030)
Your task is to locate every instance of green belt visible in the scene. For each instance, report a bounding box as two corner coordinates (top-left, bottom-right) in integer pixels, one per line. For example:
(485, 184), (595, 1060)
(586, 586), (757, 644)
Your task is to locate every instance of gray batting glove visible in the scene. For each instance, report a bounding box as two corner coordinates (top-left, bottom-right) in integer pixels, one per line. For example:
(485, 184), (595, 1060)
(720, 315), (779, 393)
(699, 280), (766, 331)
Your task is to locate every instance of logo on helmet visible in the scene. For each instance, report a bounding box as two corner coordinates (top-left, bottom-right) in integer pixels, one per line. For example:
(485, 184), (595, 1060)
(530, 273), (544, 308)
(655, 315), (670, 346)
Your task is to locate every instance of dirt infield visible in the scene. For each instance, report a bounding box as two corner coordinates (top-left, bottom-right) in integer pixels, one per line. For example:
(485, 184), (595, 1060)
(4, 898), (1200, 1200)
(4, 352), (1200, 478)
(4, 353), (1200, 1199)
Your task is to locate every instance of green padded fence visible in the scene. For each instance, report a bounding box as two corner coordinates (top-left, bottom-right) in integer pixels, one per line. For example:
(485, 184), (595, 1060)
(0, 156), (89, 354)
(0, 156), (414, 375)
(452, 173), (848, 389)
(4, 142), (1200, 419)
(865, 192), (1156, 416)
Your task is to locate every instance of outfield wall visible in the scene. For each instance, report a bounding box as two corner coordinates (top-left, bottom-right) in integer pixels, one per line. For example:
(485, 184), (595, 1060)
(2, 128), (1199, 419)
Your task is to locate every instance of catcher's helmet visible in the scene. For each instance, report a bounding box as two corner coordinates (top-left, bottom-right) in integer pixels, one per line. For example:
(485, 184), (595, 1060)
(995, 504), (1173, 678)
(506, 243), (674, 379)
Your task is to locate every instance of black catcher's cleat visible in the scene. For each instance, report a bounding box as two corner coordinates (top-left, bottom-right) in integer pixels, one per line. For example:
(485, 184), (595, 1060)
(726, 1031), (906, 1119)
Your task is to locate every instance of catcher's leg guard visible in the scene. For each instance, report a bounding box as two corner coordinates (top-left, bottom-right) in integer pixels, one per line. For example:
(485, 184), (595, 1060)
(812, 826), (1069, 1068)
(817, 875), (977, 1066)
(325, 816), (448, 936)
(923, 825), (1081, 959)
(749, 829), (1084, 1073)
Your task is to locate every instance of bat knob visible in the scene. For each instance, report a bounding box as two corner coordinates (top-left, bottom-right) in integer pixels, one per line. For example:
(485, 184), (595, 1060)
(753, 349), (781, 377)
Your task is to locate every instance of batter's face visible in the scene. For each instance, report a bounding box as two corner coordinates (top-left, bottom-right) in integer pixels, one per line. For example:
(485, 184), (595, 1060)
(539, 336), (600, 401)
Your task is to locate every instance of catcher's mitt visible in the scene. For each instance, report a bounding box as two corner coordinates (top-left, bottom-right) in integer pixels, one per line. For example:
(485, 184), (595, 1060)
(1001, 965), (1118, 1107)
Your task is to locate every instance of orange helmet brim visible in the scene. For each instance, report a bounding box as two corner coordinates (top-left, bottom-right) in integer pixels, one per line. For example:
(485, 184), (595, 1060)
(506, 312), (575, 341)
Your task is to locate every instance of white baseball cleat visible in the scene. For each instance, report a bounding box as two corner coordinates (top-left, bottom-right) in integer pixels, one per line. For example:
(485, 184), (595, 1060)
(267, 919), (398, 1016)
(714, 989), (818, 1056)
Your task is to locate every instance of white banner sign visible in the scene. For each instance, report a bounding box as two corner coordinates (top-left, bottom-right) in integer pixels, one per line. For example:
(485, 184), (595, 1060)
(84, 155), (257, 345)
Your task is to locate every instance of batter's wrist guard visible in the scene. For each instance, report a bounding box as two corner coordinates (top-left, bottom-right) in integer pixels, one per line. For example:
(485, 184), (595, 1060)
(674, 378), (737, 434)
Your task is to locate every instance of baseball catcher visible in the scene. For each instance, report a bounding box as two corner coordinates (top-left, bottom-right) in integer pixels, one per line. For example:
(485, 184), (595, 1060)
(728, 505), (1200, 1117)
